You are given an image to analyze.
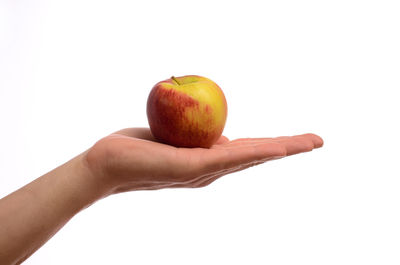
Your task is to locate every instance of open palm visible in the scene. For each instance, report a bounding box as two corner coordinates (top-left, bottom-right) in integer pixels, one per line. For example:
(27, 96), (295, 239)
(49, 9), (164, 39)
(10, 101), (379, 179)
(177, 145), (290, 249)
(85, 128), (323, 193)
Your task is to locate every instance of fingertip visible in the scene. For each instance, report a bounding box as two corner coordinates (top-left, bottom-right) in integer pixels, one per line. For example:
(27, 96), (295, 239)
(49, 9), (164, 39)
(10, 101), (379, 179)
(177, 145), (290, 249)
(309, 133), (324, 148)
(298, 133), (323, 148)
(316, 136), (324, 148)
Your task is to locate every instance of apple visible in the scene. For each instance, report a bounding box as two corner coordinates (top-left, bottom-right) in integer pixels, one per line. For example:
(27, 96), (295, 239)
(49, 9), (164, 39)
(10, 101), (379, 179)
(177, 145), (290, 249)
(147, 75), (228, 148)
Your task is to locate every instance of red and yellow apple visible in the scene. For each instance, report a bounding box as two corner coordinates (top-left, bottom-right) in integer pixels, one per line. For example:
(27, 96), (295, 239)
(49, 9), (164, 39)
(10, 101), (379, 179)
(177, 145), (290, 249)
(146, 75), (228, 148)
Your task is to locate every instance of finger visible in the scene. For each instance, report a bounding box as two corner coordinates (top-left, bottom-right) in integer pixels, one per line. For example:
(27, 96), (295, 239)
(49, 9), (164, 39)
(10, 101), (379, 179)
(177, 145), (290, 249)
(274, 134), (324, 151)
(206, 134), (318, 168)
(297, 133), (324, 148)
(222, 133), (323, 148)
(199, 142), (287, 174)
(113, 128), (156, 141)
(225, 137), (273, 146)
(271, 136), (314, 156)
(212, 138), (278, 150)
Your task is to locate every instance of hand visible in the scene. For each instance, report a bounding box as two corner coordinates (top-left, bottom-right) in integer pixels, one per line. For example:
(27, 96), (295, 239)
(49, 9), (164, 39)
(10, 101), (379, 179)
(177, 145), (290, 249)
(0, 127), (323, 264)
(85, 128), (324, 193)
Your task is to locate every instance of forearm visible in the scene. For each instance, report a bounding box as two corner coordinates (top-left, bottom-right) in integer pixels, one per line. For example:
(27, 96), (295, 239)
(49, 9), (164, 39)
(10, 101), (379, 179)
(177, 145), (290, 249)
(0, 152), (110, 265)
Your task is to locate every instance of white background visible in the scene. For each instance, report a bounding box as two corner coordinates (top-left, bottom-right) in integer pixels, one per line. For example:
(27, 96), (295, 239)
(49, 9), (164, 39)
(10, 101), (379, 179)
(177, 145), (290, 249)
(1, 0), (399, 264)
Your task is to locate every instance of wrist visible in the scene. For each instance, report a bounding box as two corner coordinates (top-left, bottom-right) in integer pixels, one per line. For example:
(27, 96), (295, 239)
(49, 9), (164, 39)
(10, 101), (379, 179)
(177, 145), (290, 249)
(76, 151), (115, 204)
(83, 137), (129, 195)
(55, 151), (115, 214)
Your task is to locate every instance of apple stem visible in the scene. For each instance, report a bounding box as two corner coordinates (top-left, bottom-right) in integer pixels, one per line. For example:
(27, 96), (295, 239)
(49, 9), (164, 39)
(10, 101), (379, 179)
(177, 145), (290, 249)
(171, 76), (181, 85)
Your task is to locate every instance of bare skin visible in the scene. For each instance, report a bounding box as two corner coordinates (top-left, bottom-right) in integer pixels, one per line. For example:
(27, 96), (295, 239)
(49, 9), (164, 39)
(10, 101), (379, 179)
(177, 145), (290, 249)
(0, 128), (323, 264)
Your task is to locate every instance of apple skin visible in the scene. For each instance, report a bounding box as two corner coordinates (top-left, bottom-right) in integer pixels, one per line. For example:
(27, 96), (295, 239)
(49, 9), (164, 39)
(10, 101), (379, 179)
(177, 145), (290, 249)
(146, 75), (228, 148)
